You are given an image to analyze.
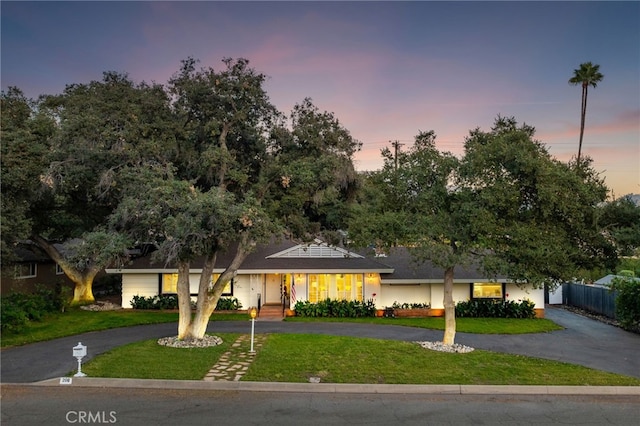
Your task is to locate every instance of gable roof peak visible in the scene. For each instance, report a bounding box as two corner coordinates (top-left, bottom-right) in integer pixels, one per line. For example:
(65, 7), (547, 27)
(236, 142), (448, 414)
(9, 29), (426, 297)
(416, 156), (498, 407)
(266, 239), (363, 259)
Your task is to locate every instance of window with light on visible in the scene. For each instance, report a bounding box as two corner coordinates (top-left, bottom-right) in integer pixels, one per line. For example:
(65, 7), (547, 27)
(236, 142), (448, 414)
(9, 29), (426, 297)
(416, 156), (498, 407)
(472, 283), (503, 299)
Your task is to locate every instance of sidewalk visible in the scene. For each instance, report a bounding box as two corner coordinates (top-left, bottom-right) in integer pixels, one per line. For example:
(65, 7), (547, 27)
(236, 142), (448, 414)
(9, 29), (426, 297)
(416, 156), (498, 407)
(15, 377), (640, 395)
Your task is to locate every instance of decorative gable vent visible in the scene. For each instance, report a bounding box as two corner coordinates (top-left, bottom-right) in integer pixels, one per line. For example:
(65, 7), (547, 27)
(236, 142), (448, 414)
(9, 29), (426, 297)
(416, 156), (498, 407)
(267, 239), (363, 259)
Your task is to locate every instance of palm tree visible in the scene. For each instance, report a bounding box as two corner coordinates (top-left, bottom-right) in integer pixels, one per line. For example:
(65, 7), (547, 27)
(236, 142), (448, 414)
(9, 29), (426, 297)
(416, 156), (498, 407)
(569, 62), (604, 164)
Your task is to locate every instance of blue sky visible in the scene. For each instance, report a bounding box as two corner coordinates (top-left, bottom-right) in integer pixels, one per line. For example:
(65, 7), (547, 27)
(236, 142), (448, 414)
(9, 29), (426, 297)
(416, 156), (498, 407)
(2, 1), (639, 196)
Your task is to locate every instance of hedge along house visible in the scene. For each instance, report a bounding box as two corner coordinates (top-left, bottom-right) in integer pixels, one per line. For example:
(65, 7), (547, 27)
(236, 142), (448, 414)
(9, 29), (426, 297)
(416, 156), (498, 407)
(106, 239), (545, 318)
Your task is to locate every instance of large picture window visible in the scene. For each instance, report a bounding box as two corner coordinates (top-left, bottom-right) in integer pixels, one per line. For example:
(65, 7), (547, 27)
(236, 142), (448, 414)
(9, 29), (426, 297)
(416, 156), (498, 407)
(308, 274), (363, 303)
(472, 282), (503, 299)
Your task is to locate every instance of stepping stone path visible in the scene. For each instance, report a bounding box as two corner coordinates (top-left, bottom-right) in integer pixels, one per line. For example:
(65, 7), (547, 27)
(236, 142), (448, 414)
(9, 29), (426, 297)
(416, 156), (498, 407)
(203, 334), (268, 382)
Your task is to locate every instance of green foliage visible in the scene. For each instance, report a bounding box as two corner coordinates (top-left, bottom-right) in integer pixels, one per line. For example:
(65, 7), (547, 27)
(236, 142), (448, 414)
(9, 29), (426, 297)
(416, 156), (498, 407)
(0, 88), (55, 261)
(610, 277), (640, 332)
(0, 286), (69, 332)
(293, 299), (377, 318)
(130, 294), (180, 310)
(598, 195), (640, 257)
(455, 299), (536, 319)
(390, 302), (431, 309)
(215, 297), (242, 310)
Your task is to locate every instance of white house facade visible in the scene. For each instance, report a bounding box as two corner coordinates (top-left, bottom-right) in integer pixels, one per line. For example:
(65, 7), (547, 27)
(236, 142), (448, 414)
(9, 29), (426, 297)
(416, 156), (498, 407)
(107, 239), (545, 317)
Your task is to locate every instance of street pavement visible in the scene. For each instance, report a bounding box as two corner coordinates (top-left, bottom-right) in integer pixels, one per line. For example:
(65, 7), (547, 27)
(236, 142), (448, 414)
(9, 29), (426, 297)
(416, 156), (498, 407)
(2, 385), (639, 426)
(1, 306), (639, 384)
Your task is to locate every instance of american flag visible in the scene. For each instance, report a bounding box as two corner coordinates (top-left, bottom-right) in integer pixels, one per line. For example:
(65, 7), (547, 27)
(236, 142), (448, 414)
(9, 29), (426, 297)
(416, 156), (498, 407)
(291, 279), (296, 305)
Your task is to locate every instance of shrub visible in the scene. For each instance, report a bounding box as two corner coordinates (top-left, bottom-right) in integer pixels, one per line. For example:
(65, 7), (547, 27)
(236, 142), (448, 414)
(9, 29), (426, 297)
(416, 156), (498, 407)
(0, 286), (70, 333)
(390, 301), (430, 309)
(455, 299), (536, 319)
(130, 294), (179, 310)
(215, 297), (242, 310)
(294, 298), (377, 318)
(611, 277), (640, 332)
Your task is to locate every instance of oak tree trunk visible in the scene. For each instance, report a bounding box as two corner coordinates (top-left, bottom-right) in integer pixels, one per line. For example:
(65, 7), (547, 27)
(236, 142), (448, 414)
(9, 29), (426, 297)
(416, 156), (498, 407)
(442, 265), (456, 345)
(31, 235), (99, 304)
(176, 261), (193, 339)
(179, 234), (253, 341)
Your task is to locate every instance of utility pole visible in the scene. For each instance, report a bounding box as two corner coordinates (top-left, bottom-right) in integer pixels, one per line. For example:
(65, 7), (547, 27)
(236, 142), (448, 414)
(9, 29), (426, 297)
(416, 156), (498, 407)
(391, 140), (403, 171)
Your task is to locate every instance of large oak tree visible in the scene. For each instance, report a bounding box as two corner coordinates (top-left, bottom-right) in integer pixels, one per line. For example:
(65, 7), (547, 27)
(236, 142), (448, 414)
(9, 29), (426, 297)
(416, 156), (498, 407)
(110, 58), (361, 340)
(349, 117), (615, 344)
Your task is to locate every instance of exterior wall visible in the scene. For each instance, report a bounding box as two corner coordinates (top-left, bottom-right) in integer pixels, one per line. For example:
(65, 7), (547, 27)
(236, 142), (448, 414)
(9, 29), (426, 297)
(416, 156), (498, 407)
(364, 274), (381, 305)
(547, 285), (563, 304)
(505, 283), (544, 308)
(231, 274), (253, 309)
(119, 271), (546, 315)
(121, 273), (160, 308)
(1, 262), (74, 295)
(429, 283), (472, 310)
(378, 284), (431, 308)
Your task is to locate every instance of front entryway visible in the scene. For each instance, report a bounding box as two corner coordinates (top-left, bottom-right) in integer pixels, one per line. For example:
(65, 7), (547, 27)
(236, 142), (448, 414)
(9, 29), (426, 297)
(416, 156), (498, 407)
(258, 303), (284, 320)
(264, 274), (282, 304)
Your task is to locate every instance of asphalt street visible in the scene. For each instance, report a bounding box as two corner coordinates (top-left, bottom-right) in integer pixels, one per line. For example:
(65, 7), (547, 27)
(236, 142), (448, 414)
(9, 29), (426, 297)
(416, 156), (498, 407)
(2, 385), (639, 426)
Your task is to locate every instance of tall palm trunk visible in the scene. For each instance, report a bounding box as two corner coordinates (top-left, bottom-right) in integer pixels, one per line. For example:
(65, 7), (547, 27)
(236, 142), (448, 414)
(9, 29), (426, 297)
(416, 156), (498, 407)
(577, 83), (589, 165)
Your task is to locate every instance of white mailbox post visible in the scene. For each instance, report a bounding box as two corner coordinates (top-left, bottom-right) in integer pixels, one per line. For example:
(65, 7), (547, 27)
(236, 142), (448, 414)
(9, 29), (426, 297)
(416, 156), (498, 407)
(73, 342), (87, 377)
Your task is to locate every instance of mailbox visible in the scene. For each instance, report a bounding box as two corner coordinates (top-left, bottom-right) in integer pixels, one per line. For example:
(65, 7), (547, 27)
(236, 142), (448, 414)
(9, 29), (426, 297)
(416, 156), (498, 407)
(73, 342), (87, 359)
(72, 342), (87, 377)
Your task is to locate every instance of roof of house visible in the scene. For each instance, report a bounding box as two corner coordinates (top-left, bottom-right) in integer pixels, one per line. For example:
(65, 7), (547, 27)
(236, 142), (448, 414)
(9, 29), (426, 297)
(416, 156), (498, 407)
(594, 274), (640, 286)
(107, 239), (505, 282)
(107, 238), (394, 274)
(375, 247), (507, 283)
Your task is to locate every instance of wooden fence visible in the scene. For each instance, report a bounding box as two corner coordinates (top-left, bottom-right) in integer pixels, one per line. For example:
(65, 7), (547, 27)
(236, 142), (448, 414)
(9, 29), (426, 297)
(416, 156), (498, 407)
(562, 282), (617, 319)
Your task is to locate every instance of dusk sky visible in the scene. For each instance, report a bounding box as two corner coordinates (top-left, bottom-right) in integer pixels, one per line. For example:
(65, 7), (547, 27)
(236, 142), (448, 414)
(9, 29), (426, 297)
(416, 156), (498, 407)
(2, 1), (639, 197)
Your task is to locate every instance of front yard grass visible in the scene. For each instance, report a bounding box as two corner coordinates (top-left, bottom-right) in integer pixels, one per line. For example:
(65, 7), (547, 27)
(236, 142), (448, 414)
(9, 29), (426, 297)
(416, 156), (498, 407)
(0, 308), (247, 348)
(285, 316), (564, 334)
(81, 333), (640, 386)
(81, 333), (240, 380)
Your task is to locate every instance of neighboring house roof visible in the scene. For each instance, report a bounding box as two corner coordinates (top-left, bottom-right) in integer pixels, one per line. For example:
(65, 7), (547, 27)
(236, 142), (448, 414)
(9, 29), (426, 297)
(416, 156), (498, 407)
(377, 247), (507, 284)
(594, 274), (640, 286)
(106, 238), (394, 274)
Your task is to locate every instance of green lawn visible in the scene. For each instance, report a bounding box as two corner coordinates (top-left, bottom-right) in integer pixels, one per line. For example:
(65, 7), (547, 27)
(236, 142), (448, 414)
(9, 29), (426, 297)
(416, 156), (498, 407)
(82, 333), (640, 386)
(0, 308), (247, 348)
(285, 316), (564, 334)
(82, 334), (240, 380)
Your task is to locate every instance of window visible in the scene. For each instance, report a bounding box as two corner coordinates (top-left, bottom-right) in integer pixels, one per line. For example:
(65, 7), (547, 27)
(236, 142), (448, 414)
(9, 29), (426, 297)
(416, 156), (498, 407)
(212, 274), (233, 296)
(472, 282), (503, 299)
(15, 263), (37, 279)
(308, 274), (329, 303)
(162, 274), (178, 293)
(56, 264), (64, 275)
(308, 274), (364, 303)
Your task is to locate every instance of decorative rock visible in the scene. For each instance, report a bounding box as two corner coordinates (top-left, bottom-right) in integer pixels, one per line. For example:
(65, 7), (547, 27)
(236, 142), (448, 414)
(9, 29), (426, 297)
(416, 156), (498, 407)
(80, 301), (122, 311)
(415, 341), (474, 353)
(158, 335), (223, 348)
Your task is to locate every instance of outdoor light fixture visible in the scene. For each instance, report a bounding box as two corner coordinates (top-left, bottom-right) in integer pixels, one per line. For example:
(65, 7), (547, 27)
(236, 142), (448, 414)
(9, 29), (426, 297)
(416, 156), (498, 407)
(249, 307), (257, 353)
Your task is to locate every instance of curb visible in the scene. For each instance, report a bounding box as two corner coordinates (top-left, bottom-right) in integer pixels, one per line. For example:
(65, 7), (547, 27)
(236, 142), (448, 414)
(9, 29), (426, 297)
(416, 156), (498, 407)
(5, 378), (640, 395)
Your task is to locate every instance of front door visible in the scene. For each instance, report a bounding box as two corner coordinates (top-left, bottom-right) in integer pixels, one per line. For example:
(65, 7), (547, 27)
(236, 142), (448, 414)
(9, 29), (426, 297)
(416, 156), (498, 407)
(264, 274), (282, 304)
